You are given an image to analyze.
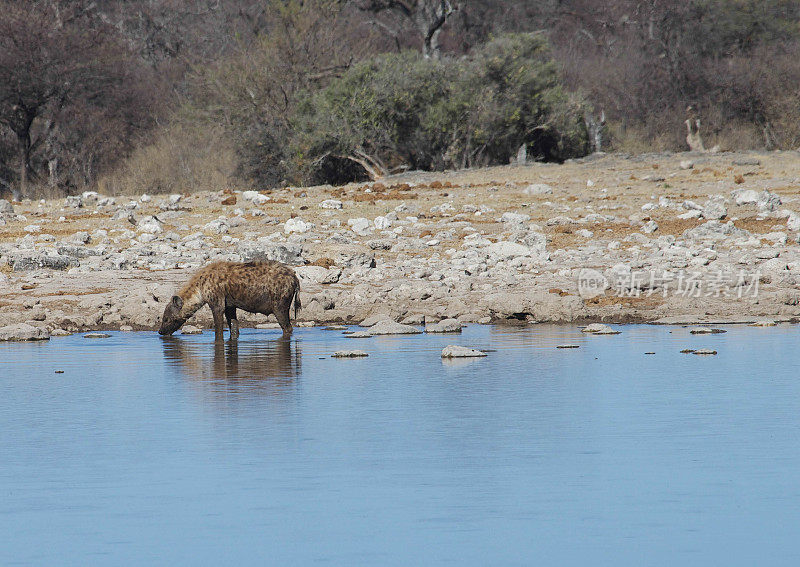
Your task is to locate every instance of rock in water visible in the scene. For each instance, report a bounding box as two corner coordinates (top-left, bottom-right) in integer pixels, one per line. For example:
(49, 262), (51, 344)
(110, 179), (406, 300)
(368, 320), (423, 335)
(690, 327), (727, 334)
(84, 332), (111, 339)
(441, 345), (487, 358)
(692, 349), (718, 355)
(332, 350), (369, 358)
(0, 323), (50, 341)
(581, 323), (620, 335)
(425, 319), (463, 333)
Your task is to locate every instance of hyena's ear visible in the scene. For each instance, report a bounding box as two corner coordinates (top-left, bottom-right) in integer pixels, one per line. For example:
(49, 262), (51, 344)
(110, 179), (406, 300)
(171, 295), (184, 309)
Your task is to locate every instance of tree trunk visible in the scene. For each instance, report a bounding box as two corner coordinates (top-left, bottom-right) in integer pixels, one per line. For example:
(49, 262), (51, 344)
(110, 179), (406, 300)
(18, 131), (31, 200)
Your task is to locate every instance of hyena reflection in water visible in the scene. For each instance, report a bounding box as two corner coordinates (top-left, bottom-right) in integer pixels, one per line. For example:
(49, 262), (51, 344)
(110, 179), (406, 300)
(158, 261), (301, 340)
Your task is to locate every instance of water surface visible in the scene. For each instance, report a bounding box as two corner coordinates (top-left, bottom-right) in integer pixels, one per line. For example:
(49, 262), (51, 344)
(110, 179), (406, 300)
(2, 324), (799, 565)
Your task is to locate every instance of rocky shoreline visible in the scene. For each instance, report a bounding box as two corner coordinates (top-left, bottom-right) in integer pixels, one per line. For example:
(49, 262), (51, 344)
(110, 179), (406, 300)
(2, 151), (800, 340)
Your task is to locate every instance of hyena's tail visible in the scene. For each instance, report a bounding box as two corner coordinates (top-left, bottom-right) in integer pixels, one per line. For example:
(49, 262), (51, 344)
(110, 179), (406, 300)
(293, 276), (301, 320)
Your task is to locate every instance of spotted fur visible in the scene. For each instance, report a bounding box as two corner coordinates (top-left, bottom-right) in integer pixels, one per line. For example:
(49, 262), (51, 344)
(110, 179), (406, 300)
(158, 261), (300, 340)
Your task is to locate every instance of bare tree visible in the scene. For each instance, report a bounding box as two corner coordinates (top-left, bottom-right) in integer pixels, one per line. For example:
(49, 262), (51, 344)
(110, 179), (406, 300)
(0, 1), (153, 197)
(356, 0), (456, 59)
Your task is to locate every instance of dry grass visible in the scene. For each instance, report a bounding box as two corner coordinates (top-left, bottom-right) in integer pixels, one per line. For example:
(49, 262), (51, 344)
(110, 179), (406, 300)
(98, 123), (238, 196)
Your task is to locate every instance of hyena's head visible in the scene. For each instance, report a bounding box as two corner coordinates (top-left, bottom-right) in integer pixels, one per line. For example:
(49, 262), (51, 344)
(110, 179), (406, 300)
(159, 295), (187, 335)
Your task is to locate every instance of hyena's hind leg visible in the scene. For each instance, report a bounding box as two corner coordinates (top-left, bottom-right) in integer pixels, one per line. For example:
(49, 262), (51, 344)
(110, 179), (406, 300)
(274, 307), (293, 337)
(225, 305), (239, 340)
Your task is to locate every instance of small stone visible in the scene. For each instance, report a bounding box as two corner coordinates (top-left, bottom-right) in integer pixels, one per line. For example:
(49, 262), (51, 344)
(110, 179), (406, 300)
(679, 160), (694, 170)
(119, 325), (134, 332)
(441, 345), (487, 358)
(680, 349), (695, 354)
(557, 345), (580, 349)
(749, 320), (776, 327)
(221, 195), (237, 206)
(332, 350), (369, 358)
(319, 199), (343, 209)
(50, 328), (72, 336)
(84, 332), (111, 338)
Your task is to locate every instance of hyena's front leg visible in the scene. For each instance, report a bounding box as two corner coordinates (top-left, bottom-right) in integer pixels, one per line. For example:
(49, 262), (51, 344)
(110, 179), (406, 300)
(225, 305), (239, 340)
(209, 301), (225, 341)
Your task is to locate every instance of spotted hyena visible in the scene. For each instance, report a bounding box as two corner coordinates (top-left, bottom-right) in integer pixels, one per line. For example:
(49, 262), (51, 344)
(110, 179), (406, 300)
(158, 261), (300, 340)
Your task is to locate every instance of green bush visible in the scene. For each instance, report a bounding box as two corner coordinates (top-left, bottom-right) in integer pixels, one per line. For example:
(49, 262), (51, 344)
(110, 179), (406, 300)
(291, 32), (589, 183)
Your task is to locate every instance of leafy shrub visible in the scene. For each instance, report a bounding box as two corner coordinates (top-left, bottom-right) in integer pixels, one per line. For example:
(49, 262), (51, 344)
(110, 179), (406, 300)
(291, 32), (589, 183)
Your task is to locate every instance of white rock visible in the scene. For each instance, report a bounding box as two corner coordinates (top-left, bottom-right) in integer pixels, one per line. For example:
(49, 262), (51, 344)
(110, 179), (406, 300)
(374, 216), (392, 230)
(319, 199), (343, 209)
(487, 241), (531, 260)
(786, 212), (800, 232)
(204, 218), (229, 234)
(500, 212), (531, 224)
(425, 319), (462, 333)
(295, 265), (341, 284)
(523, 183), (553, 195)
(348, 217), (371, 235)
(582, 323), (620, 335)
(0, 323), (50, 341)
(642, 220), (659, 234)
(138, 216), (164, 234)
(284, 217), (314, 234)
(368, 320), (422, 335)
(701, 197), (727, 220)
(441, 345), (487, 358)
(734, 189), (759, 205)
(679, 160), (694, 170)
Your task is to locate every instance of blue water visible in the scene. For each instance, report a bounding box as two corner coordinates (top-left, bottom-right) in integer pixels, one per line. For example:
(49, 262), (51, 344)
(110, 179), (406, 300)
(1, 324), (799, 566)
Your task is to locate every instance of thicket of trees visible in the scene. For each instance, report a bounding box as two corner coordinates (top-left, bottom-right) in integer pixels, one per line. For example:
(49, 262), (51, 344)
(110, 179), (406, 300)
(2, 0), (800, 198)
